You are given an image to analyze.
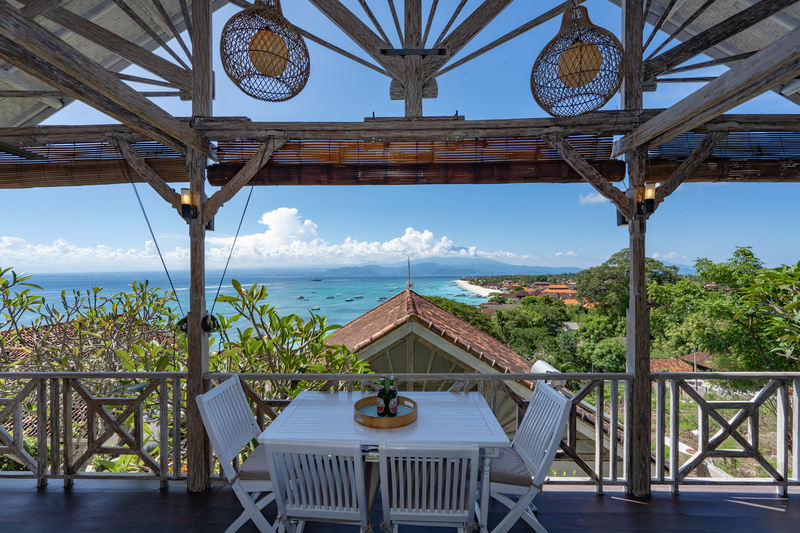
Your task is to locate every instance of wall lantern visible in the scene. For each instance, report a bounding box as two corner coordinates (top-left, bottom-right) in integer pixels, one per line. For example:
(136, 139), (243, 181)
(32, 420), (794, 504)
(220, 0), (310, 102)
(530, 4), (625, 117)
(642, 182), (656, 215)
(180, 188), (197, 219)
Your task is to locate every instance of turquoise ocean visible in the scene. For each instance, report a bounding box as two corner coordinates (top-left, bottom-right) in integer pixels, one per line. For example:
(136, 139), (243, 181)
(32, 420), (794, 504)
(19, 269), (488, 327)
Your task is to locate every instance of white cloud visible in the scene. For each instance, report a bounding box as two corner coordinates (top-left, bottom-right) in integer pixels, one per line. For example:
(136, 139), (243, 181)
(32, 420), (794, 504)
(578, 192), (607, 205)
(2, 208), (538, 271)
(652, 252), (678, 260)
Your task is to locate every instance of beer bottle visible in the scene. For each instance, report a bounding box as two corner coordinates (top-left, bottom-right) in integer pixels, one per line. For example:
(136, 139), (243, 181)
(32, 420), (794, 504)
(387, 376), (398, 417)
(376, 375), (387, 417)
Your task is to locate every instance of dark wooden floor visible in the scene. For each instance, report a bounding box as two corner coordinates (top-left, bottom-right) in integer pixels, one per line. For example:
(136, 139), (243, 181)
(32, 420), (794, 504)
(0, 479), (797, 532)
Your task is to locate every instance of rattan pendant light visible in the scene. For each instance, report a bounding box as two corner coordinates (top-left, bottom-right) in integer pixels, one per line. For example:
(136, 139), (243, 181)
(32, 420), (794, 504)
(530, 4), (624, 117)
(220, 0), (310, 102)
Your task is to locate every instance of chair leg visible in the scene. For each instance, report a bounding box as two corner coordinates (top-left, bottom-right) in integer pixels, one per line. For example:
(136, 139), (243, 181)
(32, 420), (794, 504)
(489, 487), (540, 533)
(230, 485), (277, 533)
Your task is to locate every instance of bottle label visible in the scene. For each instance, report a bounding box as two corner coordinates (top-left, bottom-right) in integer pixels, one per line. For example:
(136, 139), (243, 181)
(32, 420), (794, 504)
(376, 398), (385, 414)
(389, 397), (398, 414)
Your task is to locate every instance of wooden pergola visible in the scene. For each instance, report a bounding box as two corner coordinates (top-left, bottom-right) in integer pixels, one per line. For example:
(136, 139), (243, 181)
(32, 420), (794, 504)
(1, 0), (799, 497)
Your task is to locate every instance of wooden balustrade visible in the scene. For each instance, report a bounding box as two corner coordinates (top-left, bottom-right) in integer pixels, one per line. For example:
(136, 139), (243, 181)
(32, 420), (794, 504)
(1, 371), (796, 495)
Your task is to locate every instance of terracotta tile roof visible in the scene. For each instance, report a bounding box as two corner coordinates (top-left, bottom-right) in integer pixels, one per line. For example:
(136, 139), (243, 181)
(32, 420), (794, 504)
(563, 299), (581, 306)
(679, 351), (719, 370)
(546, 284), (570, 291)
(650, 359), (695, 373)
(327, 290), (532, 387)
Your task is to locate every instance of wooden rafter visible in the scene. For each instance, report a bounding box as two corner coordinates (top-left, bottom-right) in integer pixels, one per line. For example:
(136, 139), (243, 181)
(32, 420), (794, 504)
(541, 133), (630, 216)
(387, 0), (404, 44)
(296, 26), (389, 77)
(653, 131), (728, 207)
(404, 0), (422, 117)
(643, 0), (678, 52)
(112, 0), (190, 70)
(111, 138), (181, 210)
(0, 1), (211, 157)
(0, 34), (188, 156)
(357, 0), (392, 46)
(150, 0), (193, 62)
(614, 26), (800, 157)
(46, 5), (192, 92)
(644, 0), (800, 81)
(422, 0), (514, 83)
(645, 0), (715, 60)
(433, 0), (468, 48)
(437, 0), (584, 78)
(309, 0), (405, 79)
(203, 137), (288, 222)
(422, 0), (438, 46)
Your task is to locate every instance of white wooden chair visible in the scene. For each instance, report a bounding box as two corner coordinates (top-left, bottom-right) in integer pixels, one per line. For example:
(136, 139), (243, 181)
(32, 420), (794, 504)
(266, 439), (380, 533)
(485, 382), (571, 533)
(378, 443), (480, 533)
(196, 375), (277, 533)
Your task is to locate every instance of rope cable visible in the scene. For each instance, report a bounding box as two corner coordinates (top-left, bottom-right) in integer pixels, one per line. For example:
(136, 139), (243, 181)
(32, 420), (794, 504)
(209, 141), (263, 315)
(130, 181), (184, 316)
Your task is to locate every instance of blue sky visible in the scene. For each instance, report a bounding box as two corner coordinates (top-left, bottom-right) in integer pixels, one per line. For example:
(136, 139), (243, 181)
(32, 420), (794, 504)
(1, 0), (798, 273)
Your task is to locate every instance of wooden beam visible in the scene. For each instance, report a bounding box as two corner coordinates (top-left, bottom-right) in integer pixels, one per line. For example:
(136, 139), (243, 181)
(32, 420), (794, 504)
(5, 112), (800, 147)
(0, 35), (189, 156)
(437, 0), (583, 78)
(645, 0), (715, 60)
(308, 0), (405, 79)
(654, 131), (728, 206)
(404, 0), (423, 117)
(0, 65), (62, 109)
(663, 52), (756, 75)
(615, 25), (800, 157)
(0, 158), (190, 189)
(203, 137), (288, 222)
(422, 0), (514, 83)
(644, 0), (800, 81)
(206, 160), (627, 187)
(0, 2), (210, 157)
(433, 0), (468, 48)
(422, 0), (439, 46)
(185, 0), (212, 494)
(46, 5), (192, 92)
(387, 0), (404, 44)
(111, 138), (181, 210)
(541, 133), (630, 215)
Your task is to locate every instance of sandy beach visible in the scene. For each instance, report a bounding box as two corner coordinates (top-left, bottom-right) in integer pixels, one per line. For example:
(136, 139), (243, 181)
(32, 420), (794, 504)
(455, 279), (502, 297)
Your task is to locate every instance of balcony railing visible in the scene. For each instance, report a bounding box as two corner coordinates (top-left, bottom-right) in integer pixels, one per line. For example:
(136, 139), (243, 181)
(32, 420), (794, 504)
(1, 371), (797, 495)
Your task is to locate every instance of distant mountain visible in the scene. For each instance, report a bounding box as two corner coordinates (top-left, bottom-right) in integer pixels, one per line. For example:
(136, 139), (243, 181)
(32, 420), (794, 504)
(660, 261), (697, 276)
(320, 260), (582, 277)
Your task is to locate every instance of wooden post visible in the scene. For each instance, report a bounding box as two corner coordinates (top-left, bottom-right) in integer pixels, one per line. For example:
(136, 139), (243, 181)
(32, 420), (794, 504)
(404, 0), (422, 117)
(186, 0), (212, 493)
(622, 0), (650, 498)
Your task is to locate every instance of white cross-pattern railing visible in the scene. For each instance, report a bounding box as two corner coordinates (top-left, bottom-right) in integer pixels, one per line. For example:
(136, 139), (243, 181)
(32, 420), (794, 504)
(1, 371), (797, 495)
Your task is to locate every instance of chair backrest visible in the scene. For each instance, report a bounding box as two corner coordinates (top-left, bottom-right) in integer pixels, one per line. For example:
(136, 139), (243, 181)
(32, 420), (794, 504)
(512, 381), (571, 487)
(196, 375), (261, 481)
(379, 443), (479, 528)
(267, 440), (369, 525)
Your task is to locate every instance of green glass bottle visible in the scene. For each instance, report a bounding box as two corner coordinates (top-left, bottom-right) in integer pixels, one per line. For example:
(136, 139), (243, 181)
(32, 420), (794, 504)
(376, 375), (387, 417)
(387, 375), (398, 417)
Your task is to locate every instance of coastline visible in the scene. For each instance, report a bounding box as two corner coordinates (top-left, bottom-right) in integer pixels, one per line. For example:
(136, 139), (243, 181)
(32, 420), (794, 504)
(455, 279), (502, 298)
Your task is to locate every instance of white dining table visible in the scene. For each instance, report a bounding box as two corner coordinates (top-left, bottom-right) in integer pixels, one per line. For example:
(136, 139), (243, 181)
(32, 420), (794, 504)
(258, 390), (511, 532)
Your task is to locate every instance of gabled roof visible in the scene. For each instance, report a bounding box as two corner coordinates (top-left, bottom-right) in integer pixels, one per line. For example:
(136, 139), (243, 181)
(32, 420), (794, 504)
(679, 351), (719, 370)
(327, 289), (531, 377)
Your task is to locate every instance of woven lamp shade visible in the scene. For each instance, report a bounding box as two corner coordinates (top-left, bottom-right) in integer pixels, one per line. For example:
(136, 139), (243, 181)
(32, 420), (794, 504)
(220, 0), (309, 102)
(531, 6), (624, 117)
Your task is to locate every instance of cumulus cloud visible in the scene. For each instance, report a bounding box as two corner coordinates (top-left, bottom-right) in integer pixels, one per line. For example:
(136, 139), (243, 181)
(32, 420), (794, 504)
(578, 192), (607, 205)
(652, 252), (678, 260)
(2, 208), (536, 271)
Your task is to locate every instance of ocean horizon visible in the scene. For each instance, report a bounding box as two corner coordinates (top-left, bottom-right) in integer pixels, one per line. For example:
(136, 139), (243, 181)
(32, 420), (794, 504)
(14, 268), (488, 327)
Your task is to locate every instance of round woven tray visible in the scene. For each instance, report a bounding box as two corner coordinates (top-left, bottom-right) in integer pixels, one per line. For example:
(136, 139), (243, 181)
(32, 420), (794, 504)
(353, 395), (418, 429)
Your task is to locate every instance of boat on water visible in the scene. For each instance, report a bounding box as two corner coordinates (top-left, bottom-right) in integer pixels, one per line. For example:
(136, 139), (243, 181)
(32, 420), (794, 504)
(311, 306), (320, 310)
(326, 296), (335, 299)
(309, 278), (322, 282)
(311, 290), (316, 293)
(345, 298), (353, 302)
(354, 295), (363, 299)
(297, 295), (305, 299)
(336, 293), (341, 296)
(377, 296), (387, 301)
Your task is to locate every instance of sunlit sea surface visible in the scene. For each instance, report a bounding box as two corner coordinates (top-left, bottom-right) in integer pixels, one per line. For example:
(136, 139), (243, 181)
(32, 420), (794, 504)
(18, 269), (488, 327)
